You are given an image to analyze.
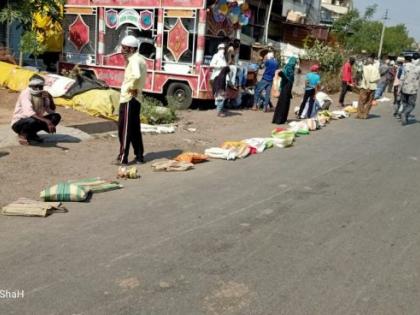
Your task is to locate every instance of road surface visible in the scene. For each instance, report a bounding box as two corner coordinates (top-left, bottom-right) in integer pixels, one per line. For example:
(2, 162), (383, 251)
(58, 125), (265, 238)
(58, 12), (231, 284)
(1, 101), (420, 315)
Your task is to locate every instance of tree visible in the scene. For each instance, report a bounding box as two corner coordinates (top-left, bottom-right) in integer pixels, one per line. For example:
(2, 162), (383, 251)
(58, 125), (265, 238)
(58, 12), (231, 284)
(332, 5), (414, 56)
(0, 0), (64, 62)
(383, 24), (415, 56)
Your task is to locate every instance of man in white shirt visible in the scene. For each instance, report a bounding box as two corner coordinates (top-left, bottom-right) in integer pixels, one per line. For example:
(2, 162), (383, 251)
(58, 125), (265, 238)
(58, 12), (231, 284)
(210, 43), (227, 81)
(117, 35), (148, 165)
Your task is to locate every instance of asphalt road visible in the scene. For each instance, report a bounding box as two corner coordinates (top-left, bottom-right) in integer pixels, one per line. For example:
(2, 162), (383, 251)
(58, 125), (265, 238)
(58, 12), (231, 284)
(1, 101), (420, 315)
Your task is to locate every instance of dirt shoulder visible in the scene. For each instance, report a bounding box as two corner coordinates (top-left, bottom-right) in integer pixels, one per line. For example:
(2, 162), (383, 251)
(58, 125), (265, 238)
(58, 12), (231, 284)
(0, 88), (361, 207)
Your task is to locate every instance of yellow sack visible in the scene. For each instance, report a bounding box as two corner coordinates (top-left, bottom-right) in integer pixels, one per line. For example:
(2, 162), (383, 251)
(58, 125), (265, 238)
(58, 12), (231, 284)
(54, 97), (76, 108)
(7, 68), (37, 91)
(344, 105), (357, 113)
(221, 141), (245, 149)
(71, 89), (121, 121)
(0, 62), (18, 87)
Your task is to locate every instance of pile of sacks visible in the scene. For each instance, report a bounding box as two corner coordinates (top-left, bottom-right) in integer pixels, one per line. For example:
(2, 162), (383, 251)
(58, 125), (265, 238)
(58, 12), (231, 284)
(195, 108), (349, 162)
(203, 130), (296, 161)
(161, 108), (349, 166)
(150, 152), (207, 172)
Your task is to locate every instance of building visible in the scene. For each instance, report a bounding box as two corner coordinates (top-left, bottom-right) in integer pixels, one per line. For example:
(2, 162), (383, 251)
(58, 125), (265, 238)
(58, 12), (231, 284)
(320, 0), (353, 25)
(241, 0), (284, 44)
(282, 0), (322, 25)
(243, 0), (327, 44)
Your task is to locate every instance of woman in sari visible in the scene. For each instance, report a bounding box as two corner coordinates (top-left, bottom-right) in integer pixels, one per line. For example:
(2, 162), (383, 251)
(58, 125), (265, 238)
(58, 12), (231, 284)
(272, 57), (297, 124)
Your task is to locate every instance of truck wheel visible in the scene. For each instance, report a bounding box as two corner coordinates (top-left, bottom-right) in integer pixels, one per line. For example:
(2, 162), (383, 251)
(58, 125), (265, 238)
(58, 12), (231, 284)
(166, 82), (192, 110)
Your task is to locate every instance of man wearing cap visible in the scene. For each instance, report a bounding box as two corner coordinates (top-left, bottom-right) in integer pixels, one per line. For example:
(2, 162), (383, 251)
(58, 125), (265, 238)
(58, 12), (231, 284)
(117, 35), (147, 165)
(11, 74), (60, 145)
(210, 43), (228, 82)
(252, 52), (279, 112)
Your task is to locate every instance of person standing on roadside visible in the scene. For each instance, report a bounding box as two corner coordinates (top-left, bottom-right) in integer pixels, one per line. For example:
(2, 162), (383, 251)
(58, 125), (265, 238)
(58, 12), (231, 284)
(392, 57), (405, 117)
(252, 52), (279, 112)
(339, 57), (355, 107)
(356, 57), (380, 119)
(374, 60), (390, 100)
(297, 64), (320, 119)
(399, 55), (420, 126)
(116, 35), (147, 165)
(272, 57), (298, 124)
(210, 43), (227, 82)
(387, 60), (396, 93)
(213, 66), (231, 117)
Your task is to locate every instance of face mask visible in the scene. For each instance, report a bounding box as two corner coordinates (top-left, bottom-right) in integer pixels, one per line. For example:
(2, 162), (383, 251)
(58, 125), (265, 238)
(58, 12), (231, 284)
(29, 87), (44, 96)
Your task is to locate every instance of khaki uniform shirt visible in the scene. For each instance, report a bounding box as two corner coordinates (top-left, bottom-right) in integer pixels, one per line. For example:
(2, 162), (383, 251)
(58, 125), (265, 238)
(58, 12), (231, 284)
(360, 64), (380, 90)
(120, 53), (147, 104)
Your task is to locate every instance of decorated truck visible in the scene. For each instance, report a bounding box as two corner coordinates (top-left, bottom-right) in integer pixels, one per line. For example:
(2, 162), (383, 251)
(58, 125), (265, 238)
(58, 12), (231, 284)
(60, 0), (251, 109)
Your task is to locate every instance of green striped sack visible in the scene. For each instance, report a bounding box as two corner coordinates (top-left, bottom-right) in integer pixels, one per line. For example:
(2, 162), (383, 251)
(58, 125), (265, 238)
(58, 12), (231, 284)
(40, 183), (90, 202)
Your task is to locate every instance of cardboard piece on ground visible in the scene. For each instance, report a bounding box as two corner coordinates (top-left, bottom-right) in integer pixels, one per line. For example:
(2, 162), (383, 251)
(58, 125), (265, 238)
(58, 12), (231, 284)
(1, 198), (67, 217)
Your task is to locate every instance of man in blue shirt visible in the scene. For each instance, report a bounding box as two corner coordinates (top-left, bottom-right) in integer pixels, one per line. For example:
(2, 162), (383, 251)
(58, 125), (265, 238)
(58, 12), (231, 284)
(298, 64), (321, 118)
(252, 52), (279, 112)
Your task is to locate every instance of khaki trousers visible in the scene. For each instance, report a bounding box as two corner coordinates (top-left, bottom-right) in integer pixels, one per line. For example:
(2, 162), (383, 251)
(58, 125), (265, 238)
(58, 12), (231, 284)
(357, 88), (374, 119)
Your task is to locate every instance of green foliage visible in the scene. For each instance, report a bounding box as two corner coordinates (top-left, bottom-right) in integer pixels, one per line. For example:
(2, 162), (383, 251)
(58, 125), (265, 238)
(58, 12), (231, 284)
(141, 96), (177, 125)
(165, 96), (180, 109)
(0, 0), (64, 56)
(301, 40), (344, 93)
(303, 39), (344, 73)
(382, 24), (415, 56)
(332, 5), (414, 56)
(20, 31), (47, 57)
(320, 71), (342, 94)
(0, 0), (64, 30)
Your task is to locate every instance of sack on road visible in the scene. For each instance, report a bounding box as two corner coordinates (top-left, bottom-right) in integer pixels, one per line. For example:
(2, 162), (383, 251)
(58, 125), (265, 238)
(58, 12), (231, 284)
(40, 183), (91, 202)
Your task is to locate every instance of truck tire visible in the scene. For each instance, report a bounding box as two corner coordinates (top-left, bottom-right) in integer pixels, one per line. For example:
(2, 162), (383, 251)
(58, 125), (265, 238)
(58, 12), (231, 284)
(166, 82), (193, 110)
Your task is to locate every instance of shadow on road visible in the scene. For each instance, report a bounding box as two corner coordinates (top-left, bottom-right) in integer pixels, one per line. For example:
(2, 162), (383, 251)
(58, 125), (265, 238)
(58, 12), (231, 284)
(69, 121), (117, 134)
(144, 149), (183, 162)
(28, 134), (83, 151)
(224, 111), (242, 117)
(0, 151), (9, 158)
(39, 134), (82, 144)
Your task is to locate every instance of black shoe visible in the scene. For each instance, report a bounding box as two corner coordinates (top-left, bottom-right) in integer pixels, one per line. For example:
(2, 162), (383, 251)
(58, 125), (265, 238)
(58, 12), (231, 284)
(134, 157), (145, 164)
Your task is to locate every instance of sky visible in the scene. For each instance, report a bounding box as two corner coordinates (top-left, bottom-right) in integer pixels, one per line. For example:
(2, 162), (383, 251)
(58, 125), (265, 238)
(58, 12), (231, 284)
(352, 0), (420, 41)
